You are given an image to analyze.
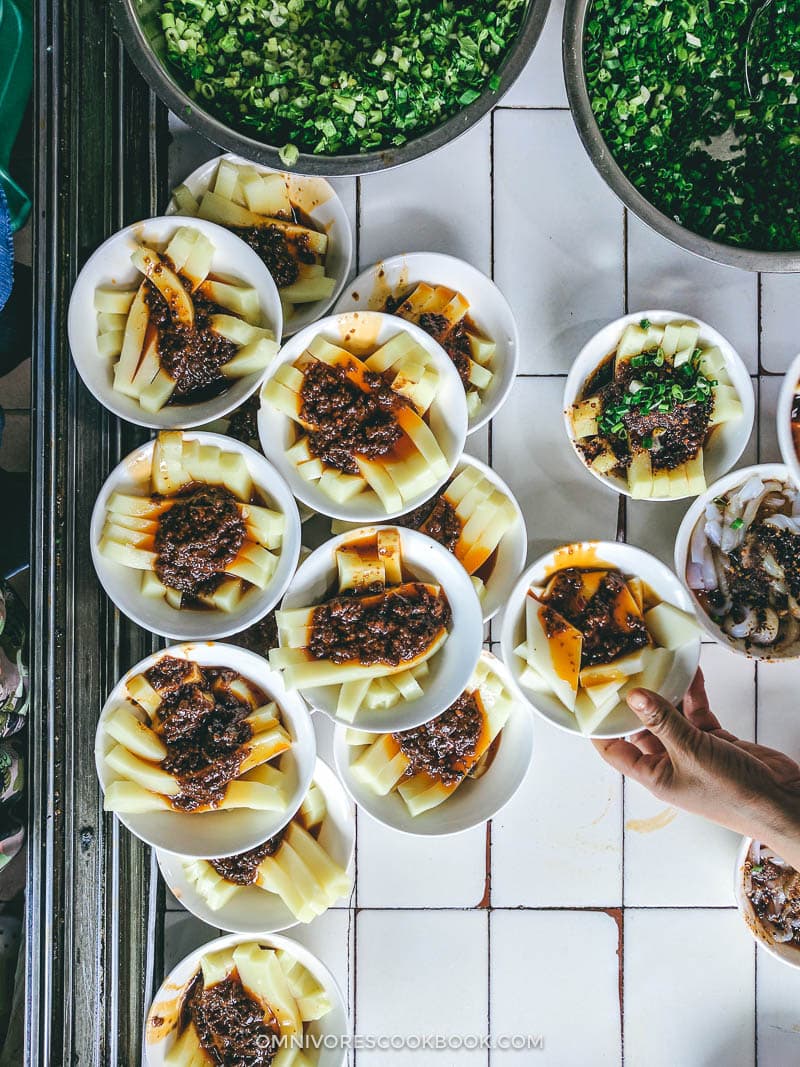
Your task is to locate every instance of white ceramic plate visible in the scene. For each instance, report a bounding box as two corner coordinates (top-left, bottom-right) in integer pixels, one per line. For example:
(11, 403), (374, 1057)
(499, 540), (701, 739)
(157, 758), (354, 933)
(95, 642), (316, 857)
(278, 526), (484, 732)
(90, 430), (301, 640)
(167, 152), (353, 337)
(144, 930), (348, 1067)
(333, 651), (534, 836)
(68, 216), (283, 429)
(333, 251), (519, 433)
(734, 836), (800, 970)
(674, 462), (800, 659)
(563, 309), (755, 501)
(777, 351), (800, 486)
(257, 310), (468, 522)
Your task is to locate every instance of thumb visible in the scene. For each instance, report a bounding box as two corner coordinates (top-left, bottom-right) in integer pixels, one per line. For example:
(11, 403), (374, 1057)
(626, 687), (695, 752)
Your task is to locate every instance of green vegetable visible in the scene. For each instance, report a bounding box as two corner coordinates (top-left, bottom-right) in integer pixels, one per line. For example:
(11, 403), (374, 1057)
(584, 0), (800, 250)
(158, 0), (525, 157)
(279, 143), (299, 167)
(751, 864), (763, 873)
(731, 517), (744, 530)
(598, 348), (714, 442)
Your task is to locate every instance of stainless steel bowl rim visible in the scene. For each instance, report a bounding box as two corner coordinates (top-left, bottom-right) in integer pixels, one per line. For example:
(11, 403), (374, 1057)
(563, 0), (800, 273)
(112, 0), (551, 177)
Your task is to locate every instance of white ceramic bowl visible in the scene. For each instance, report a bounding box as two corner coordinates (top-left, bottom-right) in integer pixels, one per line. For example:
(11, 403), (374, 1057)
(257, 310), (469, 522)
(499, 540), (701, 739)
(278, 526), (484, 732)
(167, 153), (353, 337)
(333, 651), (534, 836)
(734, 836), (800, 970)
(68, 216), (283, 429)
(777, 351), (800, 486)
(90, 431), (301, 640)
(563, 309), (755, 500)
(446, 454), (527, 622)
(145, 930), (348, 1066)
(96, 643), (316, 857)
(157, 758), (354, 933)
(674, 462), (800, 659)
(326, 452), (526, 623)
(333, 251), (519, 433)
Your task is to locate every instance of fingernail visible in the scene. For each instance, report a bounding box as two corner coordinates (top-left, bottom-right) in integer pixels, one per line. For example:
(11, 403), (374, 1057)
(627, 689), (649, 711)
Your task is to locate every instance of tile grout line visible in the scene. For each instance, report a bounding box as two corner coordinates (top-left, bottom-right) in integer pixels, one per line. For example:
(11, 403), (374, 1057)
(354, 177), (362, 276)
(620, 205), (629, 1067)
(494, 105), (572, 111)
(753, 275), (762, 1061)
(754, 941), (758, 1067)
(487, 106), (496, 648)
(352, 172), (361, 1066)
(345, 904), (742, 911)
(756, 271), (763, 376)
(486, 105), (496, 1067)
(350, 806), (359, 1060)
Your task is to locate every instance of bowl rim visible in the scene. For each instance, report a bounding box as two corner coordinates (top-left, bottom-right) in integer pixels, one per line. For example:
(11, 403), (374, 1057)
(673, 461), (800, 660)
(562, 0), (800, 273)
(144, 929), (349, 1067)
(776, 353), (800, 485)
(67, 215), (284, 429)
(256, 309), (469, 522)
(562, 308), (755, 502)
(332, 250), (520, 433)
(277, 524), (485, 732)
(111, 0), (552, 177)
(165, 151), (354, 337)
(94, 641), (317, 858)
(332, 649), (535, 837)
(89, 430), (302, 640)
(155, 756), (355, 933)
(733, 836), (800, 970)
(498, 538), (702, 738)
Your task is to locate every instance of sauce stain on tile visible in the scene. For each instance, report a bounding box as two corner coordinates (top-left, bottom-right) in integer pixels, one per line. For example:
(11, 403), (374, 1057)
(625, 807), (677, 833)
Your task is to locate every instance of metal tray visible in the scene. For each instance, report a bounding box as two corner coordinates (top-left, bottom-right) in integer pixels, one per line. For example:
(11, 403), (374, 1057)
(26, 3), (170, 1062)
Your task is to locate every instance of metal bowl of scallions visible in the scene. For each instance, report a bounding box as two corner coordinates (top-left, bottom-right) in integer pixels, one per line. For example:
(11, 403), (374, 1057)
(112, 0), (550, 175)
(564, 0), (800, 271)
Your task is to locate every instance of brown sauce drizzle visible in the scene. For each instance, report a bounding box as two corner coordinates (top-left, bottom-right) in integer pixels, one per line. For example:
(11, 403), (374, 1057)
(143, 658), (266, 812)
(299, 360), (405, 475)
(544, 568), (650, 668)
(309, 583), (451, 667)
(209, 830), (286, 886)
(393, 691), (483, 785)
(579, 350), (712, 473)
(180, 969), (281, 1066)
(154, 484), (245, 598)
(145, 278), (237, 405)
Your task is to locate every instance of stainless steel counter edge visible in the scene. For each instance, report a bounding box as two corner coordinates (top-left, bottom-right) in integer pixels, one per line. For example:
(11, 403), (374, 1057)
(26, 4), (168, 1063)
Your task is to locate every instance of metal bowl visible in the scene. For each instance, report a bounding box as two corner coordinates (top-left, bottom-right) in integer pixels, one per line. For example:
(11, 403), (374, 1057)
(563, 0), (800, 272)
(111, 0), (551, 176)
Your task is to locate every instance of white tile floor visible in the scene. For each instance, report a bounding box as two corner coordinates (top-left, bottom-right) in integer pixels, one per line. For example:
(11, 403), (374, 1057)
(160, 16), (800, 1063)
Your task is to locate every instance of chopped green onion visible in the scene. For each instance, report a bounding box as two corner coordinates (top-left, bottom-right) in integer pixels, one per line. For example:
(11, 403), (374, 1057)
(159, 0), (526, 156)
(584, 0), (800, 250)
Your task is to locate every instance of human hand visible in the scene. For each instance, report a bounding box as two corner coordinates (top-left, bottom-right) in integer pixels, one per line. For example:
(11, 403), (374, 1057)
(593, 669), (800, 869)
